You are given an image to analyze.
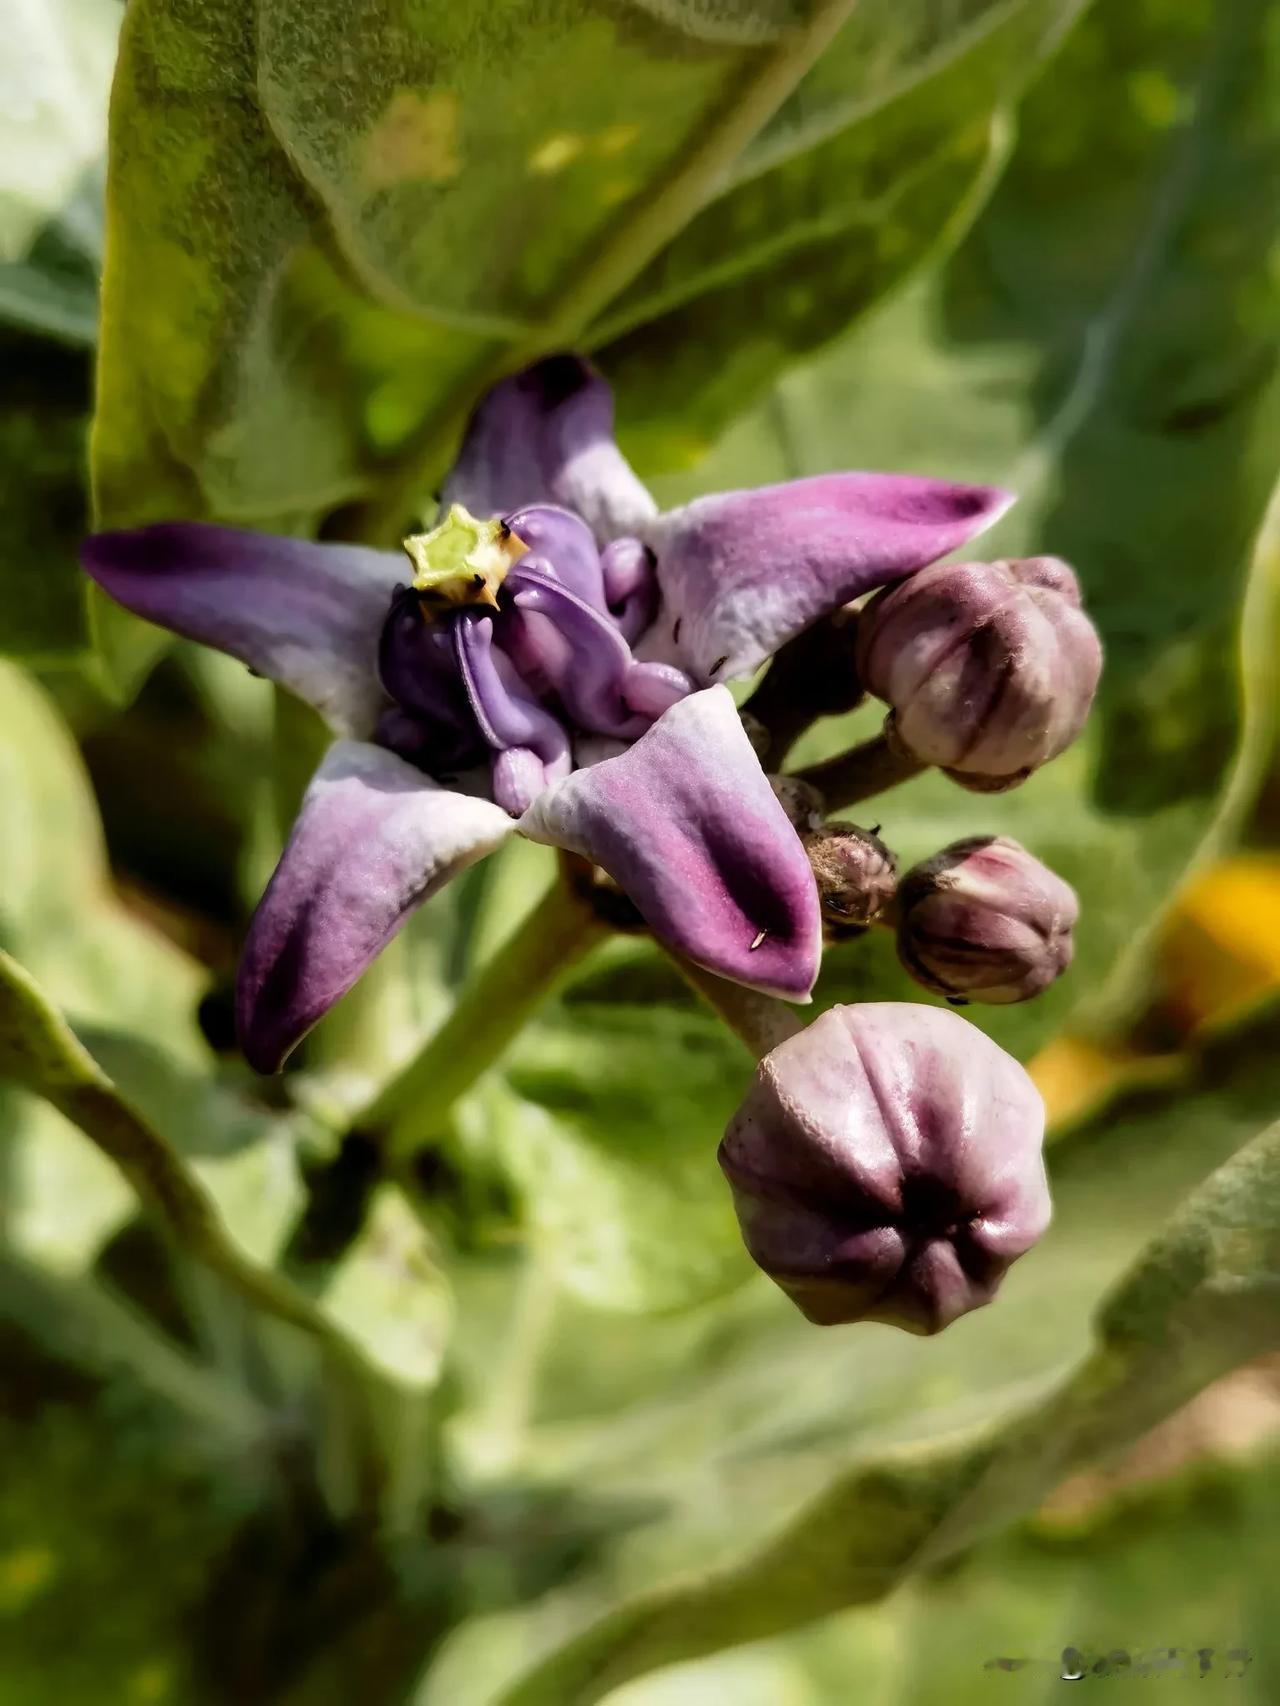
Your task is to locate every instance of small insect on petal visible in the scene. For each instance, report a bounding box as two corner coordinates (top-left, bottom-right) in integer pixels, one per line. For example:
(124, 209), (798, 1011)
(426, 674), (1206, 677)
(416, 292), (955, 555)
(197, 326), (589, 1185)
(750, 930), (768, 951)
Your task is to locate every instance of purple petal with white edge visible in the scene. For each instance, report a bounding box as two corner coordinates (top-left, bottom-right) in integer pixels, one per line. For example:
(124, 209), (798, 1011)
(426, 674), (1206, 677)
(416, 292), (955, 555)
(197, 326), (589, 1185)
(237, 741), (514, 1072)
(520, 686), (821, 999)
(640, 474), (1014, 682)
(82, 524), (402, 736)
(442, 355), (656, 544)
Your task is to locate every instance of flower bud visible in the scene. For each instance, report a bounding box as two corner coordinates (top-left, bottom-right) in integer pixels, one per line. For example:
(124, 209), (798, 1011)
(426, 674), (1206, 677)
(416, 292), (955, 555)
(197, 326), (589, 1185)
(769, 774), (825, 832)
(856, 556), (1102, 790)
(719, 1003), (1049, 1332)
(896, 835), (1076, 1004)
(802, 823), (897, 934)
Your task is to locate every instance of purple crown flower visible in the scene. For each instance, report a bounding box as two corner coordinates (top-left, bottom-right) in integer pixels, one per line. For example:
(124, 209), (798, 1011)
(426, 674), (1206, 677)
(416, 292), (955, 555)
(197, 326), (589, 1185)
(83, 356), (1010, 1071)
(719, 1003), (1050, 1333)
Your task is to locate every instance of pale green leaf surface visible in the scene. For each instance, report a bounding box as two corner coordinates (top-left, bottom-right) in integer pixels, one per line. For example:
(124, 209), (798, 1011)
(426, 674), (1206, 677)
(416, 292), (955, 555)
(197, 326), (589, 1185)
(599, 0), (1084, 464)
(0, 0), (119, 344)
(92, 0), (1052, 564)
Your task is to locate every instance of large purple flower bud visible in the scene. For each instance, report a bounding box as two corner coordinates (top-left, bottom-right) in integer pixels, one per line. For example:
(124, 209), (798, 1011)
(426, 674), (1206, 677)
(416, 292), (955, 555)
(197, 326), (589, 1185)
(719, 1004), (1049, 1332)
(896, 835), (1077, 1005)
(856, 556), (1102, 790)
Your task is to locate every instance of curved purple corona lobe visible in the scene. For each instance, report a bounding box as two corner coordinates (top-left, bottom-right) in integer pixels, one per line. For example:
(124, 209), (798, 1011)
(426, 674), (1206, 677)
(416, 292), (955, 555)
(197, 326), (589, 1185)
(442, 354), (656, 543)
(719, 1003), (1049, 1332)
(509, 563), (651, 739)
(521, 687), (821, 998)
(504, 505), (607, 611)
(451, 613), (573, 813)
(601, 537), (659, 643)
(641, 474), (1014, 683)
(377, 590), (487, 769)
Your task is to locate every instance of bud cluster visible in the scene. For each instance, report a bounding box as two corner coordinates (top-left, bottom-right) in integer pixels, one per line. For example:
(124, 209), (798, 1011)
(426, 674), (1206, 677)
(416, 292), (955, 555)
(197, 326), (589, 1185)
(716, 549), (1101, 1336)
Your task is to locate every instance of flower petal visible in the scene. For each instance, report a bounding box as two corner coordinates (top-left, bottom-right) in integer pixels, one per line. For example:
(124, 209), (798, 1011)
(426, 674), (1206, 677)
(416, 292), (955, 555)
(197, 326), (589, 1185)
(442, 355), (656, 544)
(520, 686), (820, 998)
(83, 524), (402, 736)
(641, 474), (1014, 682)
(237, 741), (514, 1072)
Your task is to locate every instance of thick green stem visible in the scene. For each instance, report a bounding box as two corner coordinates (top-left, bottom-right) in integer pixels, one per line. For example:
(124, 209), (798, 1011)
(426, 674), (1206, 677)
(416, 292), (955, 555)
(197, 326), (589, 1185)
(793, 731), (926, 811)
(363, 876), (608, 1163)
(667, 951), (805, 1061)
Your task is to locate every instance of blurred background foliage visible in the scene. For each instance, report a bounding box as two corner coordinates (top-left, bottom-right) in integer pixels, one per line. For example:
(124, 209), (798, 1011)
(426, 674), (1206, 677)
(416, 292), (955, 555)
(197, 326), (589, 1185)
(2, 0), (1280, 1700)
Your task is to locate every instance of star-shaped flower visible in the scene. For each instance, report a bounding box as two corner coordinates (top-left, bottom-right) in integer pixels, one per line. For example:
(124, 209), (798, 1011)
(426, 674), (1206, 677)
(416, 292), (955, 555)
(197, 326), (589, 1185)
(83, 356), (1010, 1071)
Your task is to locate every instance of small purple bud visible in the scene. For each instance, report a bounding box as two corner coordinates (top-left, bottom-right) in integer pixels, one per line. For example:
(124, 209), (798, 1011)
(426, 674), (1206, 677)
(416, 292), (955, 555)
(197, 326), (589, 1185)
(856, 556), (1102, 789)
(802, 823), (897, 932)
(896, 835), (1077, 1004)
(718, 1003), (1050, 1332)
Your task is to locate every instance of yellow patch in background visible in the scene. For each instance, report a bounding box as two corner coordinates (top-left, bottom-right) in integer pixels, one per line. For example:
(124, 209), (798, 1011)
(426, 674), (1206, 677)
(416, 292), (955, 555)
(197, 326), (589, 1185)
(362, 90), (460, 191)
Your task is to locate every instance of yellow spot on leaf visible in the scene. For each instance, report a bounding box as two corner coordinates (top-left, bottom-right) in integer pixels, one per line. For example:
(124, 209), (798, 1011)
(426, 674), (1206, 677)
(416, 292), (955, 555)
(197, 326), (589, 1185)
(129, 1662), (174, 1703)
(600, 177), (637, 207)
(362, 90), (460, 191)
(1128, 67), (1185, 131)
(529, 134), (584, 175)
(596, 123), (640, 157)
(0, 1546), (56, 1613)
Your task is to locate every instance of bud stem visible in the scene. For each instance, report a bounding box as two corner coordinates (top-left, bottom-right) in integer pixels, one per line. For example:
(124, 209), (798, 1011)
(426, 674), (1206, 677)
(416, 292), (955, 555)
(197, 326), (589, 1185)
(666, 950), (805, 1060)
(792, 731), (926, 810)
(740, 610), (864, 769)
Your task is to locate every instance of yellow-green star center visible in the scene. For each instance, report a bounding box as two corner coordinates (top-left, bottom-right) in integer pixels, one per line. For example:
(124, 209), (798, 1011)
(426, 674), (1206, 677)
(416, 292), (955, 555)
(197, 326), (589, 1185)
(402, 502), (527, 613)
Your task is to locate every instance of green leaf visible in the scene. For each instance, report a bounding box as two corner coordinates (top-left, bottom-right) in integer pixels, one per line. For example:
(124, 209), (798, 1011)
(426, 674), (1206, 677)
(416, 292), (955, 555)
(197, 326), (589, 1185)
(490, 1003), (750, 1312)
(608, 1447), (1280, 1704)
(598, 0), (1084, 467)
(0, 0), (119, 345)
(647, 0), (1280, 1059)
(91, 0), (1062, 554)
(0, 659), (204, 1045)
(417, 997), (1280, 1705)
(0, 333), (93, 662)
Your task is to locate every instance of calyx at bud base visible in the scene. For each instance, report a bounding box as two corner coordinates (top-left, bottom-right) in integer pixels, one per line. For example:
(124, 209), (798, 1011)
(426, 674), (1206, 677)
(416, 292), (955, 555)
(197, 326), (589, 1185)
(718, 1003), (1050, 1333)
(802, 822), (897, 936)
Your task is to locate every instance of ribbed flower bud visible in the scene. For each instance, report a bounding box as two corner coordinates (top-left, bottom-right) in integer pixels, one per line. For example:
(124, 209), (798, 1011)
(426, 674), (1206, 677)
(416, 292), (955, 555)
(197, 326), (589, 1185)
(896, 835), (1076, 1004)
(718, 1004), (1049, 1332)
(856, 556), (1102, 790)
(802, 823), (897, 934)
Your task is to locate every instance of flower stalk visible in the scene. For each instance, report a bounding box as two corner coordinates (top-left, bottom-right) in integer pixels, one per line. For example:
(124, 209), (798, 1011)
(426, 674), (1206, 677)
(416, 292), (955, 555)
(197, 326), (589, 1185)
(793, 728), (927, 808)
(361, 873), (608, 1164)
